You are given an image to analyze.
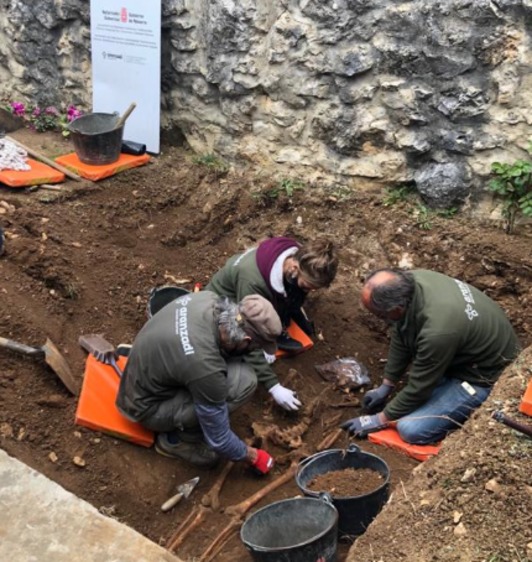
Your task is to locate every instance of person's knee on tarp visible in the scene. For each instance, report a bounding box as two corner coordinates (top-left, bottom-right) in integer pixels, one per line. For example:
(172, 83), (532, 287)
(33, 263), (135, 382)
(340, 268), (520, 444)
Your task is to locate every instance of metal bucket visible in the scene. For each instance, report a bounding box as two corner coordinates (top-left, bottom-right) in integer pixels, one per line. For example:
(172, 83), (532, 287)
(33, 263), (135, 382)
(68, 113), (123, 166)
(146, 286), (190, 319)
(296, 444), (390, 539)
(240, 495), (338, 562)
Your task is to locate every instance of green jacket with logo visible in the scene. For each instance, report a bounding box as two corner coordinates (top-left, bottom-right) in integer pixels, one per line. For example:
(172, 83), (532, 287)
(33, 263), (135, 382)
(383, 270), (519, 420)
(206, 248), (280, 390)
(117, 291), (229, 420)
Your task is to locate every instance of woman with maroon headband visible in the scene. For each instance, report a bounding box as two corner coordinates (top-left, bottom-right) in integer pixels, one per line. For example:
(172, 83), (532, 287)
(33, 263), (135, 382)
(206, 237), (338, 411)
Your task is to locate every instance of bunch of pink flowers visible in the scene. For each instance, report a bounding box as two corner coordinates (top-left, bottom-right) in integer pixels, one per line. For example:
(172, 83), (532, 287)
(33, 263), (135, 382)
(5, 100), (83, 135)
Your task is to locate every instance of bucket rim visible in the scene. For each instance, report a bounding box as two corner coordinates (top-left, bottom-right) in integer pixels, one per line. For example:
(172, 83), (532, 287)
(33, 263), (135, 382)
(146, 285), (191, 319)
(240, 496), (338, 553)
(295, 447), (391, 499)
(68, 112), (121, 135)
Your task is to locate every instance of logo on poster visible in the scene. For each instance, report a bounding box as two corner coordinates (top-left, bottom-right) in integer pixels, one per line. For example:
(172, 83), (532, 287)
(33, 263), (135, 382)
(120, 7), (127, 22)
(102, 51), (123, 61)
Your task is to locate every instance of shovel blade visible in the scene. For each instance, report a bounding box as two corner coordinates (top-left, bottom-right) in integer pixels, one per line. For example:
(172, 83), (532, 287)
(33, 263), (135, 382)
(43, 338), (79, 396)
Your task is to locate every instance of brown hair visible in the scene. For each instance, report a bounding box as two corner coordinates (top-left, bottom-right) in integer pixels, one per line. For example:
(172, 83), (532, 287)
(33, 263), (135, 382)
(295, 240), (338, 288)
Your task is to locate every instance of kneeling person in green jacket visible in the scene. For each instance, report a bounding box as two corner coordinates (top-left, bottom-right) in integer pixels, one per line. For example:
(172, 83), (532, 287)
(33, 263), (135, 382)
(116, 291), (282, 472)
(341, 269), (520, 445)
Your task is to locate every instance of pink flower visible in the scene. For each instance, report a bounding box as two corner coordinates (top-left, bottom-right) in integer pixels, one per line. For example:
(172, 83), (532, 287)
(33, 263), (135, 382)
(11, 101), (25, 116)
(67, 105), (82, 122)
(44, 106), (59, 116)
(32, 107), (42, 117)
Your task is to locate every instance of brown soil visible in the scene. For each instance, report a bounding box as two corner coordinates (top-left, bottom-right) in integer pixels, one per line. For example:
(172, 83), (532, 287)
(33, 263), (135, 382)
(307, 467), (386, 497)
(0, 129), (531, 562)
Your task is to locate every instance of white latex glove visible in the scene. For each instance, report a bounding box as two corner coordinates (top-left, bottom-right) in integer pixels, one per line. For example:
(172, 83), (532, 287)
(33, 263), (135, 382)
(263, 351), (277, 364)
(269, 383), (302, 411)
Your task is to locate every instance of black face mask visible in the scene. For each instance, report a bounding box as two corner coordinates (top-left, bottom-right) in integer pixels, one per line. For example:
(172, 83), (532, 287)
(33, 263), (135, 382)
(284, 273), (298, 287)
(283, 275), (307, 309)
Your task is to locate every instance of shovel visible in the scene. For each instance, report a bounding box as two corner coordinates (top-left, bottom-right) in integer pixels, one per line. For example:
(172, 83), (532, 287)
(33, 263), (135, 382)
(0, 336), (79, 395)
(78, 334), (123, 377)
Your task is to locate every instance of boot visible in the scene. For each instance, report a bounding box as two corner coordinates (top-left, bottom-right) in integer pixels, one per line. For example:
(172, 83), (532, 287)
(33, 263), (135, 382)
(277, 330), (303, 352)
(155, 432), (219, 469)
(116, 343), (132, 357)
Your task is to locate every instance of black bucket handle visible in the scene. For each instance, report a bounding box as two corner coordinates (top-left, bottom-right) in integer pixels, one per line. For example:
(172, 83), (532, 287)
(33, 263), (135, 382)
(298, 443), (361, 472)
(318, 491), (335, 506)
(345, 443), (361, 455)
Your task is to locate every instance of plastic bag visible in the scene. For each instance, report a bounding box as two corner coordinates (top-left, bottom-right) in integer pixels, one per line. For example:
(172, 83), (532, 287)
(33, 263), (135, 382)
(315, 357), (371, 390)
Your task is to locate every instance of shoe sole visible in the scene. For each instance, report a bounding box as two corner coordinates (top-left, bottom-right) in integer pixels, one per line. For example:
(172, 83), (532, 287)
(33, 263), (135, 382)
(154, 442), (180, 459)
(154, 441), (219, 468)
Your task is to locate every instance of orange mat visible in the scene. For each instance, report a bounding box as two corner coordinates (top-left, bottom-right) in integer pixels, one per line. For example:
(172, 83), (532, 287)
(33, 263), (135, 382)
(75, 354), (154, 447)
(519, 377), (532, 417)
(368, 428), (441, 462)
(276, 320), (314, 358)
(0, 158), (65, 187)
(55, 152), (150, 181)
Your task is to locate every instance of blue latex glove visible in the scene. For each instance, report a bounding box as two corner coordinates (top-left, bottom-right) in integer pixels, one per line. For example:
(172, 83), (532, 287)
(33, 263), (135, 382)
(340, 414), (388, 438)
(362, 383), (394, 414)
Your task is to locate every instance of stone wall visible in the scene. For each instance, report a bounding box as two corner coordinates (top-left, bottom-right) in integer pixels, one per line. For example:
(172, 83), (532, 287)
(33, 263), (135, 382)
(1, 0), (531, 207)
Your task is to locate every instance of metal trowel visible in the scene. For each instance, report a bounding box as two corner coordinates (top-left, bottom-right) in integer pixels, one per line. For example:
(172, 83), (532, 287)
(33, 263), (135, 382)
(161, 476), (200, 512)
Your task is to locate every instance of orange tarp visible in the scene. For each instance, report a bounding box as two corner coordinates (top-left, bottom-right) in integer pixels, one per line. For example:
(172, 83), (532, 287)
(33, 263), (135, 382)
(75, 354), (154, 447)
(276, 320), (314, 358)
(55, 152), (150, 181)
(368, 428), (441, 462)
(0, 158), (65, 187)
(519, 377), (532, 417)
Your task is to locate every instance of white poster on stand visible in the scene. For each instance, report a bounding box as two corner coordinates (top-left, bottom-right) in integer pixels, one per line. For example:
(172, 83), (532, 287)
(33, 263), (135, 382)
(90, 1), (161, 153)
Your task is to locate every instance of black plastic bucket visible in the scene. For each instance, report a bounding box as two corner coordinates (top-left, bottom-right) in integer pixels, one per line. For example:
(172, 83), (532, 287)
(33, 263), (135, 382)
(240, 495), (338, 562)
(296, 444), (390, 539)
(68, 113), (123, 166)
(146, 285), (190, 319)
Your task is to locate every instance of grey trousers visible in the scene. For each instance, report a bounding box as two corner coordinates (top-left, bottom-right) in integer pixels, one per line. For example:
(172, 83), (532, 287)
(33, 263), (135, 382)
(139, 358), (257, 434)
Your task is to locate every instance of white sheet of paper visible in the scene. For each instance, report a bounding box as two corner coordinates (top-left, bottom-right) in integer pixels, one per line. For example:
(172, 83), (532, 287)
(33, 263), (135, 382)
(90, 1), (161, 153)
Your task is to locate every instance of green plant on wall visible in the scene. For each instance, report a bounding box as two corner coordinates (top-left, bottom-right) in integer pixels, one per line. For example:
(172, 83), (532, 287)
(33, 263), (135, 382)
(278, 178), (305, 197)
(384, 182), (458, 231)
(488, 143), (532, 234)
(192, 153), (229, 173)
(382, 183), (416, 206)
(252, 177), (305, 200)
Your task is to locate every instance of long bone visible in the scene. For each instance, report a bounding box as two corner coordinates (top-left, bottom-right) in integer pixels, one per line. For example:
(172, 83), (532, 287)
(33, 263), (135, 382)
(166, 505), (208, 553)
(199, 462), (298, 562)
(224, 461), (297, 518)
(200, 460), (235, 511)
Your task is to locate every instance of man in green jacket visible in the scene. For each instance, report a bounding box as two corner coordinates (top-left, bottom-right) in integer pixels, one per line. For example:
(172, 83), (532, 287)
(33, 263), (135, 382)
(341, 269), (520, 444)
(116, 291), (281, 472)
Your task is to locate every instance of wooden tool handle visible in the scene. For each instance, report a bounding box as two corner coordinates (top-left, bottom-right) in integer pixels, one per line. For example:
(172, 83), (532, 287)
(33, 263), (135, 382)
(161, 491), (184, 512)
(115, 102), (137, 129)
(6, 136), (83, 182)
(0, 336), (43, 357)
